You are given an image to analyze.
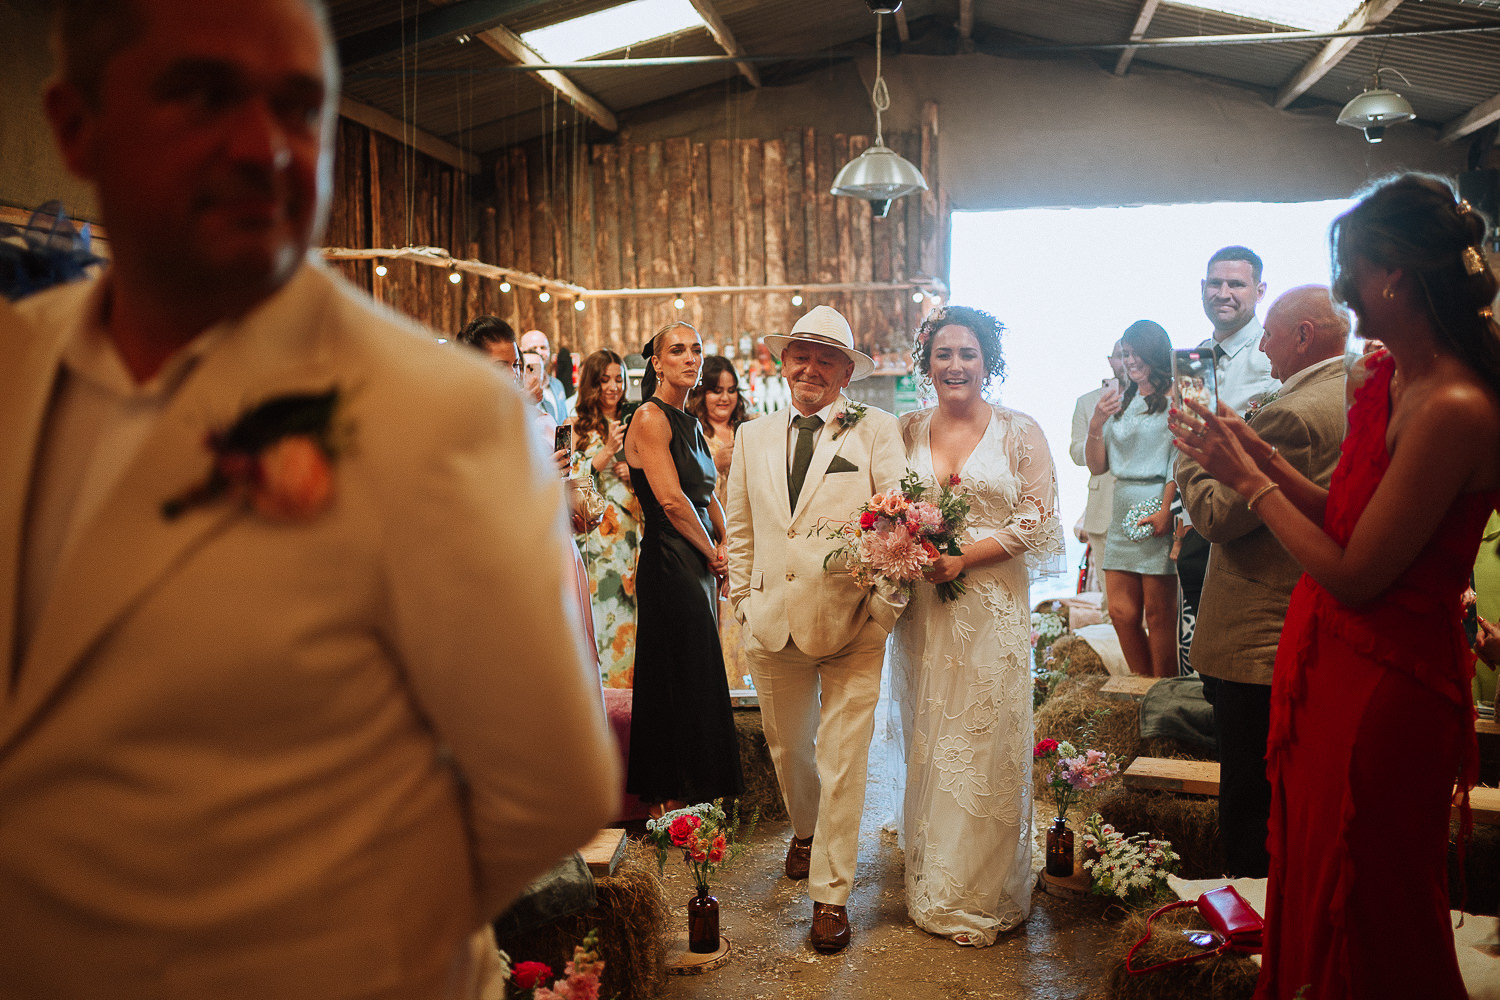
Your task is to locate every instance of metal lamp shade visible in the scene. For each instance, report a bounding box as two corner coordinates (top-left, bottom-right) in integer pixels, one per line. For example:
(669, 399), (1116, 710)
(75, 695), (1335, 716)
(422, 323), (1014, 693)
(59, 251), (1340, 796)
(830, 143), (929, 202)
(1337, 88), (1415, 129)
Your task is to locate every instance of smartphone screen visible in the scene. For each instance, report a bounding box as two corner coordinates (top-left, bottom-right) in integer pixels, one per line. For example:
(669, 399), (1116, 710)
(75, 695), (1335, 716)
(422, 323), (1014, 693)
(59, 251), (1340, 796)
(554, 423), (573, 456)
(1171, 348), (1218, 413)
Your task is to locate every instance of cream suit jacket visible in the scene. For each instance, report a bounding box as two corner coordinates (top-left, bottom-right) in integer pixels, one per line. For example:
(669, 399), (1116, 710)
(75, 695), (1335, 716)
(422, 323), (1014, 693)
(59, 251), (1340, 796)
(726, 396), (908, 659)
(1176, 360), (1347, 686)
(0, 264), (619, 1000)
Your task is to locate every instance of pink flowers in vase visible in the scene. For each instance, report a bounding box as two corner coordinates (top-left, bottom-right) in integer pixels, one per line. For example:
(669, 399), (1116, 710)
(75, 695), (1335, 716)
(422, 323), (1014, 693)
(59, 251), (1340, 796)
(1032, 713), (1123, 822)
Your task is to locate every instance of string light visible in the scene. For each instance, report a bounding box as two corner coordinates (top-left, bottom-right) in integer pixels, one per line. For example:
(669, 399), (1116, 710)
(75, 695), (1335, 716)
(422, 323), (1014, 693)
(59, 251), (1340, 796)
(673, 295), (686, 310)
(574, 299), (586, 312)
(374, 262), (387, 277)
(448, 269), (462, 284)
(499, 281), (511, 293)
(791, 292), (803, 307)
(911, 290), (924, 303)
(539, 291), (551, 303)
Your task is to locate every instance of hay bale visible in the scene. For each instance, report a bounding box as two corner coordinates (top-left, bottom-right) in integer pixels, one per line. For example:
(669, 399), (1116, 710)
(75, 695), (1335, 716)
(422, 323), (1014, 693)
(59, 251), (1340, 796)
(493, 839), (669, 1000)
(732, 708), (788, 822)
(1137, 736), (1217, 763)
(1035, 674), (1142, 765)
(1106, 903), (1260, 1000)
(1094, 787), (1224, 880)
(1050, 634), (1107, 677)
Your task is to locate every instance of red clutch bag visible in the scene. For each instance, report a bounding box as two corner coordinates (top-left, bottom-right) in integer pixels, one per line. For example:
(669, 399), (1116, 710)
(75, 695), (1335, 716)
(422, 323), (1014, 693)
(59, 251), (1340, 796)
(1125, 885), (1264, 975)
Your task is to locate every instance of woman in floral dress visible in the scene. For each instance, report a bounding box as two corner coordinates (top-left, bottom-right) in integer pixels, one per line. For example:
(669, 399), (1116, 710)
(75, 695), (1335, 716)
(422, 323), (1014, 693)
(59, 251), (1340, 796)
(570, 350), (642, 688)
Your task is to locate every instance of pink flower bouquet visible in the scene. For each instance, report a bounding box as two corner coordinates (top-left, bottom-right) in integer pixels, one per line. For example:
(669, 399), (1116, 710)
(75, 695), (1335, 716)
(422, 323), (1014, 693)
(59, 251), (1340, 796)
(500, 929), (606, 1000)
(819, 469), (972, 603)
(1033, 714), (1123, 821)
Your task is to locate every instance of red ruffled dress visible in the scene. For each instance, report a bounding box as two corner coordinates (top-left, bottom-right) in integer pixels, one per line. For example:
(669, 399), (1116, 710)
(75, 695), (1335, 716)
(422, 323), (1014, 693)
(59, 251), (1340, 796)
(1255, 351), (1494, 1000)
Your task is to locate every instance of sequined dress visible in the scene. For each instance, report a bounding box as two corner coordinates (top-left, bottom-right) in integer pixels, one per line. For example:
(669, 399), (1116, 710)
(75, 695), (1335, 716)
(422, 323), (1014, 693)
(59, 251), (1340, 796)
(1255, 351), (1493, 999)
(889, 405), (1065, 945)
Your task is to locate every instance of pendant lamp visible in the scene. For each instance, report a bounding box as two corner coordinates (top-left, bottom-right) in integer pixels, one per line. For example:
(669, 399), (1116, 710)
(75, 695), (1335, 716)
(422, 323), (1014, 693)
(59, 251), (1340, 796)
(831, 13), (927, 216)
(1337, 71), (1415, 144)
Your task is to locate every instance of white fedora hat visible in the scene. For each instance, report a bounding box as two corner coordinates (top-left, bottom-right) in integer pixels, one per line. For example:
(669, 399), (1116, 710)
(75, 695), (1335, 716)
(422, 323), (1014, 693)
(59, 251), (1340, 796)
(762, 305), (877, 381)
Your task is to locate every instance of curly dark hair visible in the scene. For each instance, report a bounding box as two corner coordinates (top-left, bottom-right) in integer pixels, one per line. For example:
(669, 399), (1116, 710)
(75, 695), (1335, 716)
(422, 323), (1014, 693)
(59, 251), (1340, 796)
(686, 355), (749, 440)
(1331, 172), (1500, 400)
(1116, 320), (1173, 417)
(572, 350), (624, 446)
(911, 305), (1006, 385)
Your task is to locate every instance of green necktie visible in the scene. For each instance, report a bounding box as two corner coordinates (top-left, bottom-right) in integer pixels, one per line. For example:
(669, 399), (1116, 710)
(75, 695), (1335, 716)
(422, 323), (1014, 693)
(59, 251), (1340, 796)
(788, 415), (824, 510)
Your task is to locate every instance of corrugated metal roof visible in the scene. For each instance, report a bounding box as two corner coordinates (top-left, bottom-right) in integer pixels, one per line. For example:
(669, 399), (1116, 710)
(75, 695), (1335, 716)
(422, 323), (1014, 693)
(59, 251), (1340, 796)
(330, 0), (1500, 154)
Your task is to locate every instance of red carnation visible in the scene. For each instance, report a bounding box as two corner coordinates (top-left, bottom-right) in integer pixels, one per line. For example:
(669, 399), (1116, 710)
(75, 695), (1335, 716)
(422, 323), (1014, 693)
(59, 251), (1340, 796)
(859, 510), (878, 530)
(512, 961), (552, 990)
(948, 474), (962, 486)
(1033, 738), (1058, 758)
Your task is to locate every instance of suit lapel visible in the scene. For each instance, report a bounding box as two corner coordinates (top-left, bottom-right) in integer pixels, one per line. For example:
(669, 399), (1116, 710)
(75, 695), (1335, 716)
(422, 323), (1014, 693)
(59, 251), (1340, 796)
(2, 265), (339, 743)
(764, 408), (792, 518)
(791, 395), (849, 523)
(0, 293), (76, 689)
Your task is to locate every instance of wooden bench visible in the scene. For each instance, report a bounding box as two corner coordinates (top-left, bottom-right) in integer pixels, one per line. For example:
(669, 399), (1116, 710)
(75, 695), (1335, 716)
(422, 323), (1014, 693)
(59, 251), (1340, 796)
(1100, 675), (1161, 702)
(1124, 757), (1500, 825)
(580, 828), (626, 876)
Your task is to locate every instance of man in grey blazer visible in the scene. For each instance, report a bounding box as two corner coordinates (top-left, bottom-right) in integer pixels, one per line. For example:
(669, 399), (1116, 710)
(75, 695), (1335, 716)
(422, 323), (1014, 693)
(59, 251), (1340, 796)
(1175, 285), (1349, 877)
(0, 2), (618, 997)
(726, 305), (907, 954)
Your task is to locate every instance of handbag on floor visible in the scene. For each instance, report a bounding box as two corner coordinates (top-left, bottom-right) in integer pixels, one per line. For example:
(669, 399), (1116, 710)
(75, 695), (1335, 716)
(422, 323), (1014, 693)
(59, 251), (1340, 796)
(1125, 885), (1264, 975)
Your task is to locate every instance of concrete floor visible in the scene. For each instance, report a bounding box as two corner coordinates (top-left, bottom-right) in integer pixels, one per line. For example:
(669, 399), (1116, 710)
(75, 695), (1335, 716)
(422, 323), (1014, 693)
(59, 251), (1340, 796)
(652, 813), (1119, 1000)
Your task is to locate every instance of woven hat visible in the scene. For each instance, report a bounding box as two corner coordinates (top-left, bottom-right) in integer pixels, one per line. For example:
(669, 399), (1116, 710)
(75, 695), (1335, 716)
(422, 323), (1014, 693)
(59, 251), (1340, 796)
(762, 306), (876, 381)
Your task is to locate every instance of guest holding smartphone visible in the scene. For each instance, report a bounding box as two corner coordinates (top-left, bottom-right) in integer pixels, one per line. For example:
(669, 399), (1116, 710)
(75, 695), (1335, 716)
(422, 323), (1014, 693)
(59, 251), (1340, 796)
(570, 350), (642, 688)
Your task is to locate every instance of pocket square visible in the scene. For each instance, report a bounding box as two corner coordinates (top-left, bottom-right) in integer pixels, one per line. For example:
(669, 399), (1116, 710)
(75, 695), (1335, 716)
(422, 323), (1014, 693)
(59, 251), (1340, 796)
(827, 456), (860, 474)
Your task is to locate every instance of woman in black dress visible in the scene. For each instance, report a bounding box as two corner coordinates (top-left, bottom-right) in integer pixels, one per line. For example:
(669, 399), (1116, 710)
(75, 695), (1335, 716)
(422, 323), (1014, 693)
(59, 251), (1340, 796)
(622, 322), (744, 813)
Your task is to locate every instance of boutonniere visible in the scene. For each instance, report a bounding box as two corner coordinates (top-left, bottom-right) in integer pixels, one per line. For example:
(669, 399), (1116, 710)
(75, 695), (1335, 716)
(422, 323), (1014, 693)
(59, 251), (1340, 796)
(163, 389), (349, 522)
(1244, 389), (1279, 423)
(831, 400), (868, 439)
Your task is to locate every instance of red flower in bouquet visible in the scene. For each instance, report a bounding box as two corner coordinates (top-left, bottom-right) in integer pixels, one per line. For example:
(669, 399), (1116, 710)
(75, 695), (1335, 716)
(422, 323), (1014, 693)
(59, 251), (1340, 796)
(1033, 738), (1059, 758)
(647, 800), (755, 893)
(512, 961), (553, 990)
(668, 813), (702, 847)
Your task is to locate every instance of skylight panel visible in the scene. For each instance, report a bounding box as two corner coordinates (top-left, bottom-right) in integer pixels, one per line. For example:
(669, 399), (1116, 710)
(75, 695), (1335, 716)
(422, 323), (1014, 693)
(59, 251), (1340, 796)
(1167, 1), (1364, 32)
(521, 0), (707, 63)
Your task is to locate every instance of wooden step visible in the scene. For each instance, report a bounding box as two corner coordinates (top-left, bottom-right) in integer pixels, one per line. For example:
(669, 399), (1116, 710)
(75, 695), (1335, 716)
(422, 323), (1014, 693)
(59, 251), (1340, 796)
(1100, 675), (1161, 701)
(1123, 757), (1500, 826)
(580, 828), (626, 876)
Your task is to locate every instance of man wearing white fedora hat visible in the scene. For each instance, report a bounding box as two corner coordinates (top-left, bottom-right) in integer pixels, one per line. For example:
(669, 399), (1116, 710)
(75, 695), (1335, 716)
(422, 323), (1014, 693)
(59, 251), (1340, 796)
(726, 304), (908, 953)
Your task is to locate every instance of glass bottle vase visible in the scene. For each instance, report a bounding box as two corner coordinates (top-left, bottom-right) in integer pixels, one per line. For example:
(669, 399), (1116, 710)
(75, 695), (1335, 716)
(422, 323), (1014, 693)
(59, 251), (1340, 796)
(1045, 816), (1075, 877)
(686, 886), (719, 953)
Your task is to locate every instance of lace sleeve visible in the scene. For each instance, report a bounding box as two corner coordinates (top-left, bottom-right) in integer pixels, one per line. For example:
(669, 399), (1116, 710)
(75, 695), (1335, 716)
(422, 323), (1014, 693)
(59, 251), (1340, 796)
(990, 409), (1067, 578)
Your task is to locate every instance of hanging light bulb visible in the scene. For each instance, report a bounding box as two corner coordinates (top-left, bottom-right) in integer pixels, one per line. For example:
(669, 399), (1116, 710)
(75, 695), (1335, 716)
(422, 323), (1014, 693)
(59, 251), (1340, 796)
(539, 290), (551, 303)
(374, 261), (387, 277)
(448, 268), (462, 285)
(1337, 69), (1415, 144)
(791, 291), (803, 307)
(499, 281), (512, 293)
(831, 14), (928, 211)
(911, 290), (924, 303)
(673, 295), (686, 310)
(574, 299), (586, 312)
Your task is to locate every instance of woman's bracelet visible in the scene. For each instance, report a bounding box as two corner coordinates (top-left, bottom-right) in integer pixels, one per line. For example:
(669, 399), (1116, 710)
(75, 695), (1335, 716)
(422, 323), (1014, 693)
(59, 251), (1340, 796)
(1246, 481), (1281, 512)
(1087, 432), (1103, 441)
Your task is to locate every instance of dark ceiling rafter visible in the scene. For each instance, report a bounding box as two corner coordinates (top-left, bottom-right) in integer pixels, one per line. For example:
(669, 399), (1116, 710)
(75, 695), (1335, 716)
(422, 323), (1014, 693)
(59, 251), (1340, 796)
(689, 0), (761, 87)
(1273, 0), (1406, 109)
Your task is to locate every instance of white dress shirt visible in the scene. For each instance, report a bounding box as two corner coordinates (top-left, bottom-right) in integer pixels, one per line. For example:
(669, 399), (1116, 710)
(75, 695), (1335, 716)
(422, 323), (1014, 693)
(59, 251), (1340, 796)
(1199, 319), (1278, 416)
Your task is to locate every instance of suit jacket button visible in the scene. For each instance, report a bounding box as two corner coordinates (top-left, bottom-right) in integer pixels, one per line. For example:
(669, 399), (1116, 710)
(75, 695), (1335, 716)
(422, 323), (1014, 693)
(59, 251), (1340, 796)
(787, 528), (797, 539)
(786, 572), (796, 581)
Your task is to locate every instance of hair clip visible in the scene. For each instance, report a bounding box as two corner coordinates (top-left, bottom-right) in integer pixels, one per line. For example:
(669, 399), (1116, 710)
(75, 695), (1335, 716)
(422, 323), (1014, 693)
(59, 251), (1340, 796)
(1481, 304), (1495, 321)
(1463, 245), (1487, 277)
(1458, 199), (1476, 217)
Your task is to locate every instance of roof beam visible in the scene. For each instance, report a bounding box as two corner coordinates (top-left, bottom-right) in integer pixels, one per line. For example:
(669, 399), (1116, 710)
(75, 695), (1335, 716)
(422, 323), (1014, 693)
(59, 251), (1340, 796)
(1114, 0), (1161, 76)
(1440, 92), (1500, 143)
(958, 0), (973, 39)
(338, 0), (553, 69)
(1273, 0), (1405, 109)
(338, 97), (481, 174)
(688, 0), (761, 87)
(474, 24), (619, 132)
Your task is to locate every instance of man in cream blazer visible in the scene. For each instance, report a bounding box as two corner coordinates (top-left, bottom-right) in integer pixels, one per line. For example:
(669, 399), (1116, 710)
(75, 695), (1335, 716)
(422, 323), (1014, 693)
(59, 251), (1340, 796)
(0, 2), (618, 997)
(1068, 340), (1124, 596)
(726, 306), (907, 954)
(1175, 285), (1348, 877)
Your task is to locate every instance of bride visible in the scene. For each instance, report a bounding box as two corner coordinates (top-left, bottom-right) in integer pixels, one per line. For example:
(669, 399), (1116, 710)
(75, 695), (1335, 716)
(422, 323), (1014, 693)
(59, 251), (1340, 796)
(890, 305), (1065, 946)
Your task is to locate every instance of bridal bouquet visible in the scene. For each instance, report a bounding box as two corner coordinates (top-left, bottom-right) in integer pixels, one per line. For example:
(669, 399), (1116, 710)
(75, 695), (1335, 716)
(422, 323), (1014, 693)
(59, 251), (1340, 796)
(818, 469), (972, 604)
(1033, 715), (1123, 822)
(1082, 814), (1180, 908)
(645, 800), (755, 892)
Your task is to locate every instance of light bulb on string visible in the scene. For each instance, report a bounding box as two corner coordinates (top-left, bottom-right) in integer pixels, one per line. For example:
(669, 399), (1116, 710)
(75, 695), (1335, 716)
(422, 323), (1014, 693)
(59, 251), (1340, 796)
(791, 292), (803, 307)
(448, 269), (462, 285)
(574, 299), (586, 312)
(499, 281), (511, 293)
(912, 290), (924, 303)
(673, 295), (686, 310)
(539, 290), (551, 303)
(374, 262), (387, 277)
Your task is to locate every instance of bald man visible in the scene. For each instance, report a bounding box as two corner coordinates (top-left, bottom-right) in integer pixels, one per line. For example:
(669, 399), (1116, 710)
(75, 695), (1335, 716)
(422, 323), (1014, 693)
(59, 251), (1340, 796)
(1175, 285), (1350, 877)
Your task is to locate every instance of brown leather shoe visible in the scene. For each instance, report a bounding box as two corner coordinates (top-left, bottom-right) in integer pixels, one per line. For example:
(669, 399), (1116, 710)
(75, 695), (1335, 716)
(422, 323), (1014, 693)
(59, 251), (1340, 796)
(784, 835), (813, 880)
(810, 902), (850, 953)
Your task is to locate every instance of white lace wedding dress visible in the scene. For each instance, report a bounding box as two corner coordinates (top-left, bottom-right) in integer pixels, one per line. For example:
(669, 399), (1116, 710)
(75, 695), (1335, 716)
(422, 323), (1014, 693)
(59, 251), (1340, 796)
(889, 404), (1065, 946)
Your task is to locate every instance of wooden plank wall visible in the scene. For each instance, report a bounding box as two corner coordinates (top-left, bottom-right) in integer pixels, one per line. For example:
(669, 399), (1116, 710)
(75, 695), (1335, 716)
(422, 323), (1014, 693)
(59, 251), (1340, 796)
(326, 103), (950, 361)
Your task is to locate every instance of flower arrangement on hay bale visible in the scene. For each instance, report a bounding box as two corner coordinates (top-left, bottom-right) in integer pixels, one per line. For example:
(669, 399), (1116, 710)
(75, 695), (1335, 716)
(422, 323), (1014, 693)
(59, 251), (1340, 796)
(1081, 813), (1181, 908)
(1033, 712), (1124, 822)
(500, 928), (608, 1000)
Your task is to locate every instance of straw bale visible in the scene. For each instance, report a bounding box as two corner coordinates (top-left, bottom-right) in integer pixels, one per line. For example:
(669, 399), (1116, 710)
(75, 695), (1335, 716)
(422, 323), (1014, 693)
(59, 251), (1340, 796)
(492, 839), (668, 1000)
(732, 708), (788, 822)
(1093, 786), (1223, 880)
(1136, 736), (1217, 763)
(1035, 674), (1141, 765)
(1106, 903), (1259, 1000)
(1050, 634), (1107, 677)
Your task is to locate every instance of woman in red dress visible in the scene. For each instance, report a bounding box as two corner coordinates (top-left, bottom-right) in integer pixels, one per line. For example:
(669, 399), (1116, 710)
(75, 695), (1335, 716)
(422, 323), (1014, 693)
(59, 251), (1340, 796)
(1175, 173), (1500, 999)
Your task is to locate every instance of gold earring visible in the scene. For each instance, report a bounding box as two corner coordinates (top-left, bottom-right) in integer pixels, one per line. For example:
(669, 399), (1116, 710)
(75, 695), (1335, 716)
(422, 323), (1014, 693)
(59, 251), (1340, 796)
(1382, 286), (1395, 300)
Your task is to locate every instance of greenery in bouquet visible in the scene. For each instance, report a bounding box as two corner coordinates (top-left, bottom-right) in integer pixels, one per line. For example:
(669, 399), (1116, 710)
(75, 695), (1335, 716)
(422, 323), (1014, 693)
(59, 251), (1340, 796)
(1032, 653), (1069, 711)
(645, 799), (756, 893)
(500, 928), (609, 1000)
(1081, 813), (1181, 909)
(1032, 711), (1123, 822)
(1030, 609), (1067, 671)
(817, 468), (972, 604)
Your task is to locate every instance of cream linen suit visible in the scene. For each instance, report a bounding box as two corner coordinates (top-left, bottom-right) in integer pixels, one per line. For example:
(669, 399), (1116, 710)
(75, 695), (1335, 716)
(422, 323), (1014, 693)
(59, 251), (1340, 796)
(726, 395), (906, 905)
(0, 264), (619, 1000)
